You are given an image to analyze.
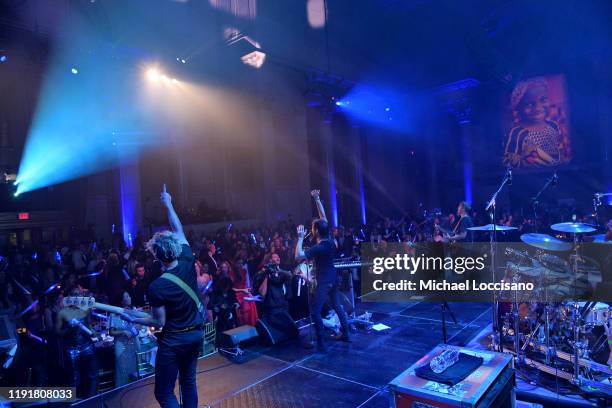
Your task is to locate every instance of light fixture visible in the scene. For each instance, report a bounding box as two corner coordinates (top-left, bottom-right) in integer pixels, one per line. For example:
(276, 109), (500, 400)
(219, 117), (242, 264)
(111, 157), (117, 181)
(146, 67), (161, 82)
(227, 35), (266, 69)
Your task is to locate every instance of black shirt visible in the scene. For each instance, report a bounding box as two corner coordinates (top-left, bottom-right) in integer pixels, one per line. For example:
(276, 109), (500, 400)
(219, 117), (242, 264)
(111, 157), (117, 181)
(256, 268), (291, 314)
(148, 244), (203, 346)
(305, 239), (337, 285)
(454, 216), (474, 242)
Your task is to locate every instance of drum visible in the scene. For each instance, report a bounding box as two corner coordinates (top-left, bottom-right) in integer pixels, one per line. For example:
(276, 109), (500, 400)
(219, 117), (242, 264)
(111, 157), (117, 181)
(583, 302), (610, 326)
(562, 301), (610, 326)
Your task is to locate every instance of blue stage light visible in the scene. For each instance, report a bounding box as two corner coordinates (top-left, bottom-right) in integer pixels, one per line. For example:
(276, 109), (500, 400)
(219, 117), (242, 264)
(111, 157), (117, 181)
(336, 84), (413, 131)
(15, 46), (154, 195)
(0, 55), (7, 63)
(335, 101), (341, 106)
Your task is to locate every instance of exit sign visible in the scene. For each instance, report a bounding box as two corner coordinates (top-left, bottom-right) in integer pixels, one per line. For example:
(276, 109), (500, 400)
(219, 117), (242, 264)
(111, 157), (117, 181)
(18, 212), (29, 220)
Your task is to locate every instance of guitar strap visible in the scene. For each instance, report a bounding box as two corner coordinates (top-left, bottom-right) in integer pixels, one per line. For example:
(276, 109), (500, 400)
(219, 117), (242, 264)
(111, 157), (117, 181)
(160, 273), (204, 317)
(452, 216), (464, 234)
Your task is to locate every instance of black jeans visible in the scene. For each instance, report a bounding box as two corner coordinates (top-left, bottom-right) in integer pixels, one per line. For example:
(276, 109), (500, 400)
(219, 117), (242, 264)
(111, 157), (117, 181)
(311, 282), (349, 342)
(154, 341), (200, 408)
(65, 345), (98, 398)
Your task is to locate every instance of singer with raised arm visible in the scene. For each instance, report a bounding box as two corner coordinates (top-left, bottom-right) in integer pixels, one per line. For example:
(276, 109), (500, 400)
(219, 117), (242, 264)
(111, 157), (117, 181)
(120, 184), (203, 408)
(295, 190), (350, 353)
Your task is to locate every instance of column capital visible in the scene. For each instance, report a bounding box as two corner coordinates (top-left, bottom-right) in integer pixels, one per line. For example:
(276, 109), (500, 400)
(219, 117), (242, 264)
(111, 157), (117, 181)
(433, 78), (480, 125)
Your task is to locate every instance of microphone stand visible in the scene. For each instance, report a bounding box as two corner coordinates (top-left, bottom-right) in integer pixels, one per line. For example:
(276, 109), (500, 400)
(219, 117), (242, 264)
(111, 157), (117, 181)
(531, 174), (557, 234)
(485, 169), (512, 352)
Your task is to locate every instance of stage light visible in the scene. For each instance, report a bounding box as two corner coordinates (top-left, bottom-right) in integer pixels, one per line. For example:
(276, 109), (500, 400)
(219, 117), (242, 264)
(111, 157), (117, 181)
(335, 101), (341, 106)
(241, 50), (266, 69)
(227, 35), (266, 69)
(385, 107), (390, 111)
(13, 192), (19, 197)
(71, 67), (78, 74)
(0, 55), (7, 63)
(146, 67), (161, 82)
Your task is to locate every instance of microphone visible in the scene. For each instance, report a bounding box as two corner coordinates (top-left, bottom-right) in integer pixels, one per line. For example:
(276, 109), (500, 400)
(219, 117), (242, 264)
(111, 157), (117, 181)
(506, 167), (513, 186)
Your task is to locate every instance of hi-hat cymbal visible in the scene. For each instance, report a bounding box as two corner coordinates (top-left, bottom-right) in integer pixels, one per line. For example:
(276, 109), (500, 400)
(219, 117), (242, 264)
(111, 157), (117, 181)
(551, 222), (597, 234)
(520, 233), (572, 251)
(467, 224), (518, 231)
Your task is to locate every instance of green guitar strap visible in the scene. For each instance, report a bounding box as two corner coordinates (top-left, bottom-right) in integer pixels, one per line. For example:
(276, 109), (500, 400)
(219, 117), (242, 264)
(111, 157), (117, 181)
(160, 273), (204, 316)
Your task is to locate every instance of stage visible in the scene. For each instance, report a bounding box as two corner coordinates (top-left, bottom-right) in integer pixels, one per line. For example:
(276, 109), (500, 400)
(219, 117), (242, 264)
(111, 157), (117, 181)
(74, 301), (492, 408)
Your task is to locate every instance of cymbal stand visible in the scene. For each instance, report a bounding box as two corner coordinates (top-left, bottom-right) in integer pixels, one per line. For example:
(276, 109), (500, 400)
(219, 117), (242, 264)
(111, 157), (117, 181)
(531, 173), (557, 234)
(485, 169), (512, 352)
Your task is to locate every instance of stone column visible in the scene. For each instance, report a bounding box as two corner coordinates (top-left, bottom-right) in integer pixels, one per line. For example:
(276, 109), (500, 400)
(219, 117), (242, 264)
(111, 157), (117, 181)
(434, 78), (480, 204)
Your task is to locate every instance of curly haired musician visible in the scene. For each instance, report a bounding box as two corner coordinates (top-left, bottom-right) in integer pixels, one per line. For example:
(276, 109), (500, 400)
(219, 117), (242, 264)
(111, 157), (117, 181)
(119, 185), (203, 408)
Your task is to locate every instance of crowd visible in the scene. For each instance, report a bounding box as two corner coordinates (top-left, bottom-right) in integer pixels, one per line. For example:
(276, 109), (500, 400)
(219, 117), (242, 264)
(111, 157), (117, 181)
(0, 203), (609, 399)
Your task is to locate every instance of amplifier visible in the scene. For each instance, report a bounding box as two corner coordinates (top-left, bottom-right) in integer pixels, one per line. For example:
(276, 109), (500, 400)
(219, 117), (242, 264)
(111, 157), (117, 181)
(219, 325), (258, 348)
(389, 345), (514, 408)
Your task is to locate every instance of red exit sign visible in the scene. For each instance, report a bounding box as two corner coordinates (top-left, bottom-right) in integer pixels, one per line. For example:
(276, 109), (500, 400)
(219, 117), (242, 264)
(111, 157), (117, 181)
(18, 212), (29, 220)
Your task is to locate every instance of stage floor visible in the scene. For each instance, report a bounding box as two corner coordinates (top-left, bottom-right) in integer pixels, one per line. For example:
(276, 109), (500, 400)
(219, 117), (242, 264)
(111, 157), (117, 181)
(74, 301), (492, 408)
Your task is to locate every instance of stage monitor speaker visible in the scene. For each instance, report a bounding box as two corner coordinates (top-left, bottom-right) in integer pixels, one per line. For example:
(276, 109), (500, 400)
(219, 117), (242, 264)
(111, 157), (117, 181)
(256, 311), (298, 346)
(0, 314), (16, 349)
(219, 325), (258, 348)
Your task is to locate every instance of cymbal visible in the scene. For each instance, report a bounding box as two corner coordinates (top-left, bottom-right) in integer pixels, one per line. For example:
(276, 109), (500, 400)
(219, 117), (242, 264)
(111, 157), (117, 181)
(551, 222), (597, 234)
(520, 233), (572, 251)
(467, 224), (518, 231)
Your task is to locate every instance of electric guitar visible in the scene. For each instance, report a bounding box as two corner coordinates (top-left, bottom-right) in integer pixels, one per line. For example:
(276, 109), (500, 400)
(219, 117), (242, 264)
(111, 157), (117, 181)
(63, 296), (151, 319)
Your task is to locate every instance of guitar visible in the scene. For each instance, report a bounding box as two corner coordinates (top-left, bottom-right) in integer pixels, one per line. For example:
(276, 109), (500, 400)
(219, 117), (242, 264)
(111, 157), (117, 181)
(63, 296), (151, 319)
(433, 215), (468, 243)
(433, 225), (455, 243)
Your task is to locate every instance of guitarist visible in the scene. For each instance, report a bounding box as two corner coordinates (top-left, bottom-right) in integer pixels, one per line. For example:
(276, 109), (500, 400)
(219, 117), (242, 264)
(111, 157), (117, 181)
(120, 185), (203, 408)
(452, 201), (474, 242)
(435, 202), (474, 243)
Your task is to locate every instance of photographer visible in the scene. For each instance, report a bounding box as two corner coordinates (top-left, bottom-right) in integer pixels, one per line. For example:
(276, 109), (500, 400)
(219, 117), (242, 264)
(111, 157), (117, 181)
(254, 253), (298, 342)
(256, 253), (292, 316)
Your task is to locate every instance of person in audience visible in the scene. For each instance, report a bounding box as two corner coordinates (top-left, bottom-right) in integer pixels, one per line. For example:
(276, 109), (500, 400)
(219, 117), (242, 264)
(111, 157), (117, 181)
(208, 275), (239, 338)
(55, 287), (98, 398)
(230, 260), (258, 326)
(129, 263), (150, 307)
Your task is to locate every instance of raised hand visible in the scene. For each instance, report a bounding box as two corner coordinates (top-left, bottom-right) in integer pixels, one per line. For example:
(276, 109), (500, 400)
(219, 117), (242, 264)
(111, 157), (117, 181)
(297, 225), (306, 239)
(160, 183), (172, 208)
(310, 190), (321, 200)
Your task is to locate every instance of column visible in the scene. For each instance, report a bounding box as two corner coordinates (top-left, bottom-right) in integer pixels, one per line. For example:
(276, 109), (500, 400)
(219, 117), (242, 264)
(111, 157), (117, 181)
(434, 78), (480, 205)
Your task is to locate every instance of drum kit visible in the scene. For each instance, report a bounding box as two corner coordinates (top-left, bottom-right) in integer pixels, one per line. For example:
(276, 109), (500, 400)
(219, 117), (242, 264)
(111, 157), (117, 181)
(478, 220), (612, 392)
